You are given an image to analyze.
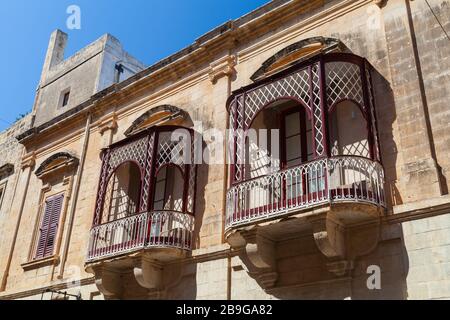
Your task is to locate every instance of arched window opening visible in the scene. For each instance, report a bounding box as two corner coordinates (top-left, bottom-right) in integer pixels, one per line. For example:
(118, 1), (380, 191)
(329, 100), (369, 158)
(245, 99), (313, 180)
(328, 100), (373, 199)
(152, 165), (185, 212)
(102, 162), (141, 223)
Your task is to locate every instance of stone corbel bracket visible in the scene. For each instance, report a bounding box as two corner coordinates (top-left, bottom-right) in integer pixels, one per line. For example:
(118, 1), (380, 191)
(91, 265), (123, 300)
(227, 226), (278, 289)
(21, 152), (36, 169)
(209, 55), (237, 84)
(309, 212), (380, 276)
(133, 255), (184, 299)
(98, 113), (118, 136)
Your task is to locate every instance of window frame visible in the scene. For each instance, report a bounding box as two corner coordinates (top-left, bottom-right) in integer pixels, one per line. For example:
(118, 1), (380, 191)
(0, 181), (7, 212)
(34, 192), (65, 260)
(58, 88), (71, 108)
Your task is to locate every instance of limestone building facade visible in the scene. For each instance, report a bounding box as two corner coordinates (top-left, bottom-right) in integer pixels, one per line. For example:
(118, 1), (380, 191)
(0, 0), (449, 300)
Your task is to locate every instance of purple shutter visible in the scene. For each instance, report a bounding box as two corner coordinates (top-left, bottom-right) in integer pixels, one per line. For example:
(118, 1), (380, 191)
(35, 194), (64, 259)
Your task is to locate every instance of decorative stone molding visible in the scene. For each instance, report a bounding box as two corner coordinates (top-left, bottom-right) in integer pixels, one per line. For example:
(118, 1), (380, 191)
(21, 255), (59, 271)
(35, 152), (79, 180)
(208, 55), (236, 84)
(124, 105), (189, 137)
(250, 37), (343, 82)
(227, 227), (278, 289)
(98, 113), (118, 135)
(21, 152), (36, 169)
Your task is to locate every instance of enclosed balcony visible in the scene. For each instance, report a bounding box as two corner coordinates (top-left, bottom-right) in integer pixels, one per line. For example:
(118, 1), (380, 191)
(225, 51), (386, 282)
(86, 125), (197, 265)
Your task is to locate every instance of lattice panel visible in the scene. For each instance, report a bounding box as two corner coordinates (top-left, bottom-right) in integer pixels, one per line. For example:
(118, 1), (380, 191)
(311, 64), (324, 156)
(235, 97), (245, 182)
(244, 68), (311, 128)
(94, 151), (111, 225)
(108, 136), (148, 174)
(156, 132), (188, 171)
(326, 62), (364, 110)
(140, 132), (156, 212)
(187, 134), (197, 213)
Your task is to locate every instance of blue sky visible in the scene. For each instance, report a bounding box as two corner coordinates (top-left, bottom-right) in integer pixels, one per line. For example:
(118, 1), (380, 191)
(0, 0), (269, 131)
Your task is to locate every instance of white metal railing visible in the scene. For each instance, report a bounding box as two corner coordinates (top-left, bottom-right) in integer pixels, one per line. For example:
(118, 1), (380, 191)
(226, 156), (385, 229)
(87, 211), (194, 261)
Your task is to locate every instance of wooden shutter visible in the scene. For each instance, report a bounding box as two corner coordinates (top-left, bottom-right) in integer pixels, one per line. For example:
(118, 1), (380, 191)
(35, 194), (64, 259)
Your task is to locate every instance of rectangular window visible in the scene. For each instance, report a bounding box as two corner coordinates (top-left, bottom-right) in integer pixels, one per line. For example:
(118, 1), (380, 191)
(62, 91), (70, 107)
(35, 194), (64, 260)
(0, 182), (6, 211)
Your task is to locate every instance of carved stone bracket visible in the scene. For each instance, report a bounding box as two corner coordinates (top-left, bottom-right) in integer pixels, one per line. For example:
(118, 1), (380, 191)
(309, 212), (380, 276)
(227, 227), (278, 289)
(21, 152), (36, 169)
(99, 113), (118, 135)
(92, 265), (123, 300)
(88, 253), (185, 299)
(133, 257), (163, 291)
(209, 55), (236, 84)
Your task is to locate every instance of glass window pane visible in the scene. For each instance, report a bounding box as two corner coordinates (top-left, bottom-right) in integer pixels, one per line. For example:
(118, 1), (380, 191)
(285, 112), (300, 137)
(285, 135), (301, 161)
(154, 181), (166, 202)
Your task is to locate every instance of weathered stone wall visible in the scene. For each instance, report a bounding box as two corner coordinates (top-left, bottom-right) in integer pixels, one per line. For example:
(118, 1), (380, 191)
(1, 0), (450, 300)
(0, 115), (32, 284)
(402, 213), (450, 300)
(33, 32), (145, 127)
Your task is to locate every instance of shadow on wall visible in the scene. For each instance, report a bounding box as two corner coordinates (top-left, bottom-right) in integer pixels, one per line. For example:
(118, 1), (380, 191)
(371, 68), (402, 207)
(164, 136), (210, 300)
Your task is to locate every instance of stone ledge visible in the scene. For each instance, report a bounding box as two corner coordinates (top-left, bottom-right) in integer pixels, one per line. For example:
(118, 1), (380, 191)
(21, 255), (60, 271)
(387, 195), (450, 224)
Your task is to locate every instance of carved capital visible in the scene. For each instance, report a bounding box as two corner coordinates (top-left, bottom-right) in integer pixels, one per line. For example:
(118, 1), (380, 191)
(209, 55), (236, 84)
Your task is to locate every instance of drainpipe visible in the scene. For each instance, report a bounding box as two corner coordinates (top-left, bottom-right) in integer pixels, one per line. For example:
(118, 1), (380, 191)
(58, 112), (92, 279)
(0, 156), (34, 291)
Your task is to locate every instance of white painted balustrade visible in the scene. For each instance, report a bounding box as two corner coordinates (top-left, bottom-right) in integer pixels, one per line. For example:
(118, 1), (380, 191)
(226, 156), (385, 228)
(87, 210), (194, 261)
